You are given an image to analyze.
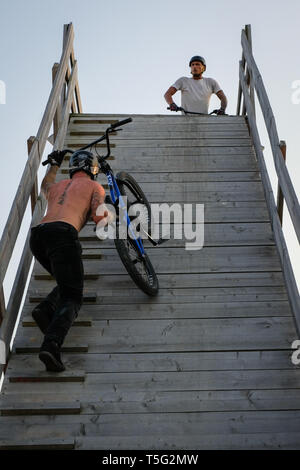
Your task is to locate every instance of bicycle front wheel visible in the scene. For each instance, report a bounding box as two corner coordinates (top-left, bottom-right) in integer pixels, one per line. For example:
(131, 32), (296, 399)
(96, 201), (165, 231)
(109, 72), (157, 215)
(114, 238), (159, 296)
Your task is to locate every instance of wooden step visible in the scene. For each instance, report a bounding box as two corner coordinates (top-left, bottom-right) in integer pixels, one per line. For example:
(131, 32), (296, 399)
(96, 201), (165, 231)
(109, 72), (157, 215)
(14, 343), (89, 354)
(8, 370), (85, 383)
(0, 439), (75, 450)
(34, 272), (100, 280)
(68, 130), (250, 139)
(22, 316), (92, 328)
(0, 400), (81, 416)
(29, 291), (97, 303)
(65, 137), (252, 147)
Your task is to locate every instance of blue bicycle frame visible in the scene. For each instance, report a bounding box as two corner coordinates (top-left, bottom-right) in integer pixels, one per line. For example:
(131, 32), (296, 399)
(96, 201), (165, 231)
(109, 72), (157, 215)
(105, 171), (146, 256)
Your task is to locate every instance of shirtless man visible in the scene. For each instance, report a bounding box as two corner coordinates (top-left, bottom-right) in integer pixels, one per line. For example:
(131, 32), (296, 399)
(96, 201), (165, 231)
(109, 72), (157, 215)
(29, 149), (112, 372)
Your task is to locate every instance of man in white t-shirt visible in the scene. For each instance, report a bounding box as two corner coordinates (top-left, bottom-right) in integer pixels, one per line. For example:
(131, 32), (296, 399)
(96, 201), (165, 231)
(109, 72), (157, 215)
(164, 55), (227, 115)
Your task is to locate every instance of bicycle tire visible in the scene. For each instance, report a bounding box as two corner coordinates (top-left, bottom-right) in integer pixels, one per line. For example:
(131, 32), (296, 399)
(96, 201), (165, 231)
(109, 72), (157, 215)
(116, 171), (152, 235)
(114, 171), (159, 296)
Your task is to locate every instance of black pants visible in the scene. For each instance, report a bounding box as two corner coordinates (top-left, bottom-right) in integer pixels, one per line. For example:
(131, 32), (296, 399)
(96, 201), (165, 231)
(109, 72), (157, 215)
(29, 221), (83, 346)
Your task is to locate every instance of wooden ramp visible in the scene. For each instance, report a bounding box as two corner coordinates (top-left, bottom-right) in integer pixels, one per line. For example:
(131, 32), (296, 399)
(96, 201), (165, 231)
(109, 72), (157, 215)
(1, 113), (300, 450)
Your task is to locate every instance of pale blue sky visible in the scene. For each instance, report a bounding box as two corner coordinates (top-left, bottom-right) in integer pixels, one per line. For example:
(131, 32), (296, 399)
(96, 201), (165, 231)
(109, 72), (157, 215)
(0, 0), (299, 297)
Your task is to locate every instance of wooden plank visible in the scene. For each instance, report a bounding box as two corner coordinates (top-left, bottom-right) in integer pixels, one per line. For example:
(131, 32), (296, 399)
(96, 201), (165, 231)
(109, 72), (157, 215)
(111, 145), (255, 156)
(93, 171), (262, 183)
(7, 370), (85, 383)
(79, 223), (274, 247)
(15, 317), (296, 353)
(74, 432), (300, 450)
(0, 439), (75, 450)
(34, 246), (281, 275)
(4, 370), (300, 395)
(69, 122), (248, 131)
(62, 145), (256, 157)
(80, 189), (265, 203)
(34, 272), (99, 280)
(102, 180), (264, 194)
(14, 344), (88, 354)
(6, 349), (296, 374)
(68, 130), (251, 139)
(27, 285), (289, 306)
(77, 388), (300, 414)
(22, 316), (92, 328)
(31, 201), (267, 223)
(2, 389), (300, 417)
(27, 136), (38, 213)
(1, 408), (300, 435)
(28, 291), (96, 303)
(70, 113), (246, 123)
(65, 137), (252, 147)
(0, 400), (81, 416)
(49, 270), (285, 289)
(61, 156), (257, 173)
(21, 299), (292, 321)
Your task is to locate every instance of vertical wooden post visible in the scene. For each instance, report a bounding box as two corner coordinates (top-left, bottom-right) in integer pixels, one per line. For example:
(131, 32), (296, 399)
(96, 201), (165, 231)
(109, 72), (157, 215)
(276, 140), (287, 225)
(27, 136), (38, 214)
(236, 52), (245, 115)
(245, 25), (255, 118)
(0, 285), (5, 326)
(52, 63), (61, 142)
(241, 25), (256, 118)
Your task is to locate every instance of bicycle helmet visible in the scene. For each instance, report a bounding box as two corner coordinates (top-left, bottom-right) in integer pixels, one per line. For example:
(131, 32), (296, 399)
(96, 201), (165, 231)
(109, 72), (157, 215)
(69, 150), (100, 180)
(189, 55), (206, 70)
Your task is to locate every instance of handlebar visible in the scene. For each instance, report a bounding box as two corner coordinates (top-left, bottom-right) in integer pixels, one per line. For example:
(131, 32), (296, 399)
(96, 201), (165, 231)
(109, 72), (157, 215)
(42, 117), (133, 165)
(110, 117), (132, 130)
(167, 106), (218, 115)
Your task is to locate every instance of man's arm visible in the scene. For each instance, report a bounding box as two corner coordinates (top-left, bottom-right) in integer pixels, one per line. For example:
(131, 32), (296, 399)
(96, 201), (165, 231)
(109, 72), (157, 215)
(91, 186), (115, 227)
(41, 166), (59, 197)
(164, 86), (177, 105)
(216, 90), (228, 111)
(41, 150), (66, 196)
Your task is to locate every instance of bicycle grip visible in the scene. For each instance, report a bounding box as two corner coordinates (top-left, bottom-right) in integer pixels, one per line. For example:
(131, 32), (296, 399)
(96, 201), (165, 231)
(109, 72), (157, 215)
(110, 117), (132, 129)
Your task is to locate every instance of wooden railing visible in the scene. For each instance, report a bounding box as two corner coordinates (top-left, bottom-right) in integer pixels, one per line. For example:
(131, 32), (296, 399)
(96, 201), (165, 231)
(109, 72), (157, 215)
(237, 24), (300, 335)
(0, 23), (82, 372)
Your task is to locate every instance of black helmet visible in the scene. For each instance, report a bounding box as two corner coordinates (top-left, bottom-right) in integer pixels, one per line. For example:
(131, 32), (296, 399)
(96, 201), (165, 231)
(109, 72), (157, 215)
(69, 150), (100, 180)
(189, 55), (206, 69)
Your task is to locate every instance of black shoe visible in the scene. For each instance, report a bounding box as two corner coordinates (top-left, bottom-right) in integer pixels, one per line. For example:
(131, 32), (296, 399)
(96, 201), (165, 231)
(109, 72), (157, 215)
(39, 340), (65, 372)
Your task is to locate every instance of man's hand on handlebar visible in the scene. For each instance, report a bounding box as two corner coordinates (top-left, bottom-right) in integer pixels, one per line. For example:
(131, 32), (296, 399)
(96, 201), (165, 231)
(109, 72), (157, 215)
(212, 108), (227, 115)
(169, 102), (180, 112)
(44, 150), (69, 167)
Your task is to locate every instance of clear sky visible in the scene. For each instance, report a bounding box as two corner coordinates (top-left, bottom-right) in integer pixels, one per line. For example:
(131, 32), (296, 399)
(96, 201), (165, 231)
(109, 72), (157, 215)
(0, 0), (299, 300)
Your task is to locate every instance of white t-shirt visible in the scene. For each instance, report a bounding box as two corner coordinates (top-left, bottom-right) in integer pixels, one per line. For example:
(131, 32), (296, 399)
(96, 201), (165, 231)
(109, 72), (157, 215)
(172, 76), (222, 114)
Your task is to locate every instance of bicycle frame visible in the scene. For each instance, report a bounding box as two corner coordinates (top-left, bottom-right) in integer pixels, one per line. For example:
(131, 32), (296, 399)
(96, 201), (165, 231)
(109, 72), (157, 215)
(104, 168), (146, 256)
(78, 119), (147, 256)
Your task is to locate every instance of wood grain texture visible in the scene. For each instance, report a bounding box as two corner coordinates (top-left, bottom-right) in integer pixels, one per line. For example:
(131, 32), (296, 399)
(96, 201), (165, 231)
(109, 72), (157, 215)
(1, 112), (299, 450)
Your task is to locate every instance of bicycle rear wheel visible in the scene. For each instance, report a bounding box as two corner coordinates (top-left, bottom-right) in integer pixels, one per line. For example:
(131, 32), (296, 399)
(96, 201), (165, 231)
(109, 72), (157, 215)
(114, 172), (159, 296)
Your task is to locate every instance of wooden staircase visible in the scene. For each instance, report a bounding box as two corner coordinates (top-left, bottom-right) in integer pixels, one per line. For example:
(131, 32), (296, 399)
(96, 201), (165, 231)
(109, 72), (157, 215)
(1, 113), (300, 450)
